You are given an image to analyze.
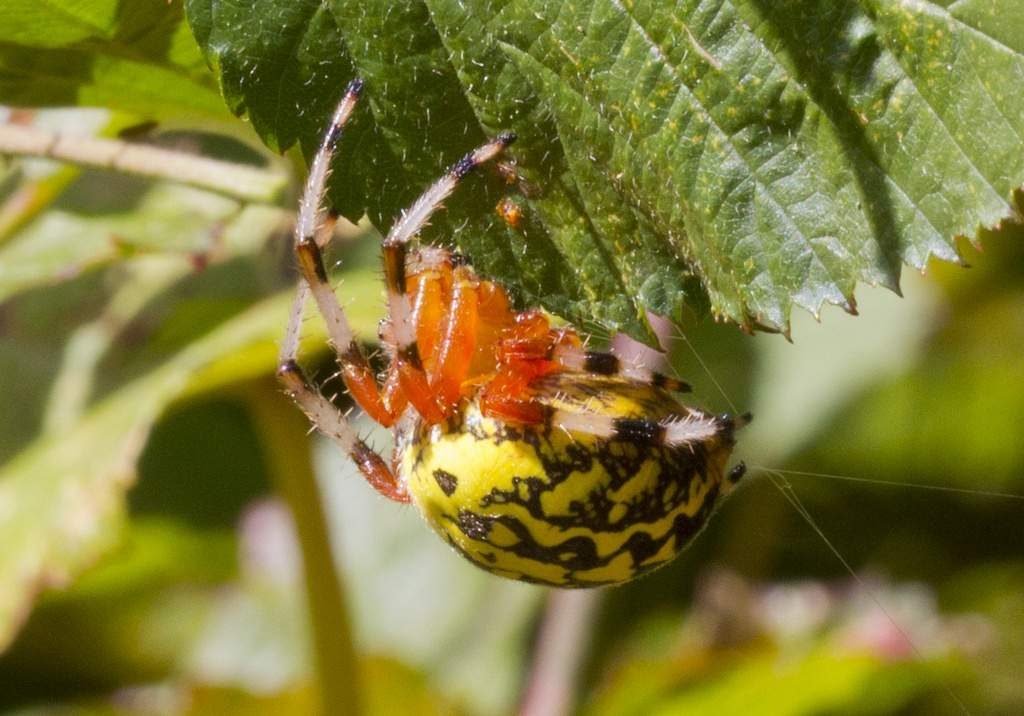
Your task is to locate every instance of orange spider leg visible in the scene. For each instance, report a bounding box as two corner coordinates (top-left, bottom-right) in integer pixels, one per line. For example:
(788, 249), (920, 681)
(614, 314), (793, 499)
(379, 134), (515, 425)
(370, 268), (450, 423)
(429, 265), (479, 410)
(478, 310), (566, 424)
(379, 365), (408, 419)
(371, 261), (451, 422)
(469, 279), (515, 372)
(410, 268), (449, 368)
(395, 362), (446, 423)
(479, 368), (550, 424)
(332, 341), (402, 427)
(382, 244), (447, 424)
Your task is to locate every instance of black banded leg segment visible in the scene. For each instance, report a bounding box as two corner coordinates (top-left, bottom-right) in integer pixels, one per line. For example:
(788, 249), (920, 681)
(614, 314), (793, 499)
(283, 80), (402, 427)
(276, 360), (409, 503)
(552, 345), (692, 393)
(549, 408), (725, 448)
(379, 132), (516, 422)
(382, 131), (517, 253)
(279, 80), (408, 501)
(290, 207), (402, 427)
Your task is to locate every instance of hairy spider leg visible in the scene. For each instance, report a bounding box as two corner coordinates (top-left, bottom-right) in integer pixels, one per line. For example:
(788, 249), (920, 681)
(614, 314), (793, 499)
(550, 343), (692, 393)
(277, 362), (409, 502)
(371, 246), (470, 420)
(380, 132), (517, 424)
(428, 264), (480, 409)
(278, 79), (409, 502)
(548, 408), (749, 449)
(288, 81), (404, 428)
(376, 249), (518, 417)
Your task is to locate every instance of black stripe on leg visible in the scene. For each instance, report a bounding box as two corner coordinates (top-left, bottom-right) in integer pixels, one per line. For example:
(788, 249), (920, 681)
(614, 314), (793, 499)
(651, 372), (692, 393)
(716, 413), (741, 446)
(276, 359), (308, 394)
(325, 80), (363, 144)
(383, 244), (408, 294)
(345, 77), (365, 98)
(296, 238), (329, 284)
(453, 155), (479, 180)
(352, 440), (386, 474)
(612, 418), (666, 446)
(452, 132), (519, 179)
(398, 341), (423, 370)
(583, 351), (619, 375)
(277, 358), (303, 380)
(339, 340), (373, 371)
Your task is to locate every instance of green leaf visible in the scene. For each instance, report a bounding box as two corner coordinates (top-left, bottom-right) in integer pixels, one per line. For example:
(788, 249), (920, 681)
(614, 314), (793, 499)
(0, 0), (229, 121)
(0, 273), (382, 651)
(588, 648), (944, 716)
(804, 283), (1024, 490)
(0, 519), (236, 699)
(0, 178), (250, 304)
(185, 0), (1024, 336)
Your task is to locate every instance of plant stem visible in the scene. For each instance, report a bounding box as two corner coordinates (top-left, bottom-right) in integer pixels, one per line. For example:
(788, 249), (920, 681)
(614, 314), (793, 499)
(519, 589), (602, 716)
(246, 384), (362, 716)
(0, 122), (287, 204)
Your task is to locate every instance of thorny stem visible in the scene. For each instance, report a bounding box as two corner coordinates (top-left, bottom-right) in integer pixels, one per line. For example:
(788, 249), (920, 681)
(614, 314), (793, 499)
(519, 314), (676, 716)
(0, 122), (287, 204)
(246, 385), (362, 716)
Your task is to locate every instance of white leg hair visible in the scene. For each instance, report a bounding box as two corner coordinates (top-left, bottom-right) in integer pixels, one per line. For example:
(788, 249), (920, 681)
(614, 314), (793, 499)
(551, 409), (726, 447)
(278, 363), (358, 452)
(277, 78), (365, 446)
(280, 214), (338, 363)
(296, 82), (363, 242)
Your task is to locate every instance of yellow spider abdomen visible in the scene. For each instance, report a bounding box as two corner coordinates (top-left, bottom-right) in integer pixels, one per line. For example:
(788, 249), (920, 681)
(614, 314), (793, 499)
(402, 377), (739, 587)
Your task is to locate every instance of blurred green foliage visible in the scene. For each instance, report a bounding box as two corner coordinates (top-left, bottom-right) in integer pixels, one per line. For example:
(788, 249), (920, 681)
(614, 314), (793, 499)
(0, 1), (1022, 715)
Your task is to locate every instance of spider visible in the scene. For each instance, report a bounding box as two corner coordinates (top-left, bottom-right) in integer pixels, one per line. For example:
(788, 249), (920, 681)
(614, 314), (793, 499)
(278, 80), (750, 588)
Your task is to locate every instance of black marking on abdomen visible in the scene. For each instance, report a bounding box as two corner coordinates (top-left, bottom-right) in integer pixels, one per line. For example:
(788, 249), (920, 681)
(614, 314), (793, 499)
(457, 510), (492, 541)
(433, 469), (458, 496)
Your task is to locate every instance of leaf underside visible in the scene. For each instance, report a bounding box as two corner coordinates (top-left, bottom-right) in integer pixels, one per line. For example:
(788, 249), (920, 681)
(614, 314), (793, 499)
(185, 0), (1024, 339)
